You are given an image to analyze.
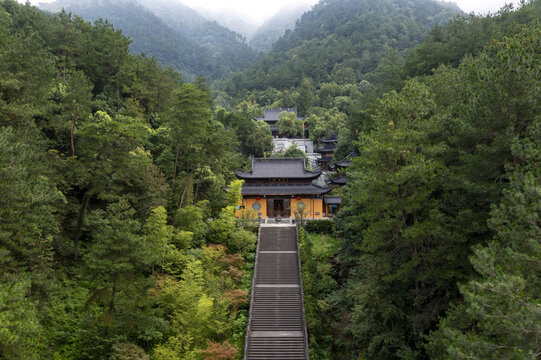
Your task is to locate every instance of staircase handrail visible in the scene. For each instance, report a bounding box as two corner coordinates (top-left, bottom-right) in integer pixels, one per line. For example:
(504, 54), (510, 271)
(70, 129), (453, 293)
(295, 223), (310, 359)
(243, 224), (262, 359)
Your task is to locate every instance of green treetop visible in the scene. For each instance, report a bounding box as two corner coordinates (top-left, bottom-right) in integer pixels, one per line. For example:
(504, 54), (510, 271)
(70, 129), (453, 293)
(277, 110), (303, 137)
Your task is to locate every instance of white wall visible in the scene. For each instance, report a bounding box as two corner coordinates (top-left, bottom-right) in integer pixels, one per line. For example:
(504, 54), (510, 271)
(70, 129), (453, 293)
(272, 138), (321, 169)
(272, 138), (314, 153)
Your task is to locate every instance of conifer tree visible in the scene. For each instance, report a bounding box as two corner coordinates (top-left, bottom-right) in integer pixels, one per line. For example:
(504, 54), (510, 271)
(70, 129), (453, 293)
(427, 110), (541, 360)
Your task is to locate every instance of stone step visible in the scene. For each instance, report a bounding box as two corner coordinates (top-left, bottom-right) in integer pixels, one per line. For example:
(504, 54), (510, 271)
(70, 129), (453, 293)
(245, 226), (308, 360)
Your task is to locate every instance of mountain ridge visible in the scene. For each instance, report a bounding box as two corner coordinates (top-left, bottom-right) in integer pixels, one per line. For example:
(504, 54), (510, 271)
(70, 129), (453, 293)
(249, 3), (312, 53)
(223, 0), (461, 94)
(41, 0), (258, 81)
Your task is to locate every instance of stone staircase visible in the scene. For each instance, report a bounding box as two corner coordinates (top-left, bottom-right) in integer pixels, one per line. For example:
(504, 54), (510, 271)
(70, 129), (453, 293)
(244, 225), (309, 359)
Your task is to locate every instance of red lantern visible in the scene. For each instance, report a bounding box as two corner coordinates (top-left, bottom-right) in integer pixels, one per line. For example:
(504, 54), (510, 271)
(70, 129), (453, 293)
(296, 196), (301, 200)
(256, 197), (261, 200)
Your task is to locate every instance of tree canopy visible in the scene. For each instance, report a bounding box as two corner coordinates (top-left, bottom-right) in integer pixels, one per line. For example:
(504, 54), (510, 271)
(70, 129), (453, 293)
(1, 0), (540, 359)
(0, 2), (256, 358)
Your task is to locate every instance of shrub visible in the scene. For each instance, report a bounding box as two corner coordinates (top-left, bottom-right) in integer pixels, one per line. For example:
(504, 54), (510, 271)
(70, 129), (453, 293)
(226, 228), (257, 255)
(305, 219), (335, 234)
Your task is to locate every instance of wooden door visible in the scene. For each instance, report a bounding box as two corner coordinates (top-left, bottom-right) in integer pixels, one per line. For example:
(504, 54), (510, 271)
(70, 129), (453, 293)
(283, 199), (291, 217)
(267, 199), (273, 218)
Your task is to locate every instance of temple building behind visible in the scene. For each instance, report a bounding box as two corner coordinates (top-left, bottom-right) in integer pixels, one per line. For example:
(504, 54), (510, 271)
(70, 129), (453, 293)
(315, 133), (338, 171)
(254, 107), (307, 138)
(329, 151), (356, 186)
(254, 107), (321, 168)
(235, 158), (334, 219)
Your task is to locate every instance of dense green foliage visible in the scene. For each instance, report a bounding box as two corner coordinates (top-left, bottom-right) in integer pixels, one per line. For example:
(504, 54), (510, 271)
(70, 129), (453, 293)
(223, 2), (540, 359)
(249, 3), (310, 53)
(277, 110), (303, 137)
(222, 0), (459, 96)
(329, 14), (541, 360)
(2, 0), (541, 359)
(214, 102), (274, 159)
(426, 118), (541, 359)
(298, 228), (341, 359)
(42, 0), (258, 81)
(305, 219), (335, 234)
(0, 1), (258, 358)
(404, 0), (541, 77)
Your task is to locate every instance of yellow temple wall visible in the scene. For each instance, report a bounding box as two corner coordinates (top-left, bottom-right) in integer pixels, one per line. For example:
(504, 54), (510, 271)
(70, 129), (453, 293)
(291, 198), (324, 219)
(236, 197), (325, 219)
(236, 198), (267, 219)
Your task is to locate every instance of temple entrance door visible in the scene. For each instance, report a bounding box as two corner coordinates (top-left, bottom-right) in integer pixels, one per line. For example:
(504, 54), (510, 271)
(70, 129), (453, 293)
(274, 199), (284, 217)
(283, 199), (291, 217)
(267, 199), (292, 218)
(267, 199), (274, 218)
(270, 199), (291, 218)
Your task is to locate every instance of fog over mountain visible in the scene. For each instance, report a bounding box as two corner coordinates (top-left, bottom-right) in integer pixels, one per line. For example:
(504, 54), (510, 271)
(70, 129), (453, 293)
(249, 2), (312, 52)
(29, 0), (524, 17)
(31, 0), (522, 83)
(40, 0), (258, 81)
(223, 0), (462, 95)
(176, 0), (318, 26)
(195, 7), (259, 39)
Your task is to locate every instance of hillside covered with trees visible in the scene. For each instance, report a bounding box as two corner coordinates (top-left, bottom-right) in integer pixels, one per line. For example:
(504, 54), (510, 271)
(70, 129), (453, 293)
(220, 0), (460, 96)
(253, 1), (540, 359)
(249, 2), (312, 53)
(41, 0), (258, 81)
(1, 0), (540, 359)
(0, 0), (271, 358)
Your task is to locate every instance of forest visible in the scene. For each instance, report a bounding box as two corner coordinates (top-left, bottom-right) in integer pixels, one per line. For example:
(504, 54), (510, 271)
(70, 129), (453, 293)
(0, 0), (540, 359)
(218, 0), (460, 97)
(41, 0), (258, 81)
(0, 0), (270, 358)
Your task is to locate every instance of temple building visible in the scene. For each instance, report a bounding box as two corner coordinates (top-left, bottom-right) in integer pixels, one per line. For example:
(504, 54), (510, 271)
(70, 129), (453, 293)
(323, 196), (341, 217)
(329, 152), (356, 186)
(255, 106), (321, 168)
(254, 107), (307, 138)
(235, 158), (333, 219)
(315, 133), (338, 170)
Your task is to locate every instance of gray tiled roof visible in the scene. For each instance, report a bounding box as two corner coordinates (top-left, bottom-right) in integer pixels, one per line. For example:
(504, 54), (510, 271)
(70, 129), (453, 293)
(254, 107), (305, 122)
(315, 143), (336, 153)
(324, 196), (342, 205)
(334, 152), (357, 168)
(330, 176), (347, 185)
(334, 159), (352, 168)
(319, 133), (338, 143)
(235, 158), (322, 179)
(241, 183), (333, 196)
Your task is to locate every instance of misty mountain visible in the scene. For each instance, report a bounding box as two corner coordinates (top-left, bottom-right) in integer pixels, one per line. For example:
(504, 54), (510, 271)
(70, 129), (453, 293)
(224, 0), (461, 94)
(41, 0), (258, 81)
(249, 3), (311, 53)
(435, 0), (462, 12)
(135, 0), (257, 68)
(195, 7), (258, 39)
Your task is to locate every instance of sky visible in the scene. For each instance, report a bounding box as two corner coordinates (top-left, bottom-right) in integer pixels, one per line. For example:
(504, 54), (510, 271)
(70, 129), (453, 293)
(182, 0), (318, 25)
(25, 0), (523, 25)
(454, 0), (521, 14)
(157, 0), (524, 23)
